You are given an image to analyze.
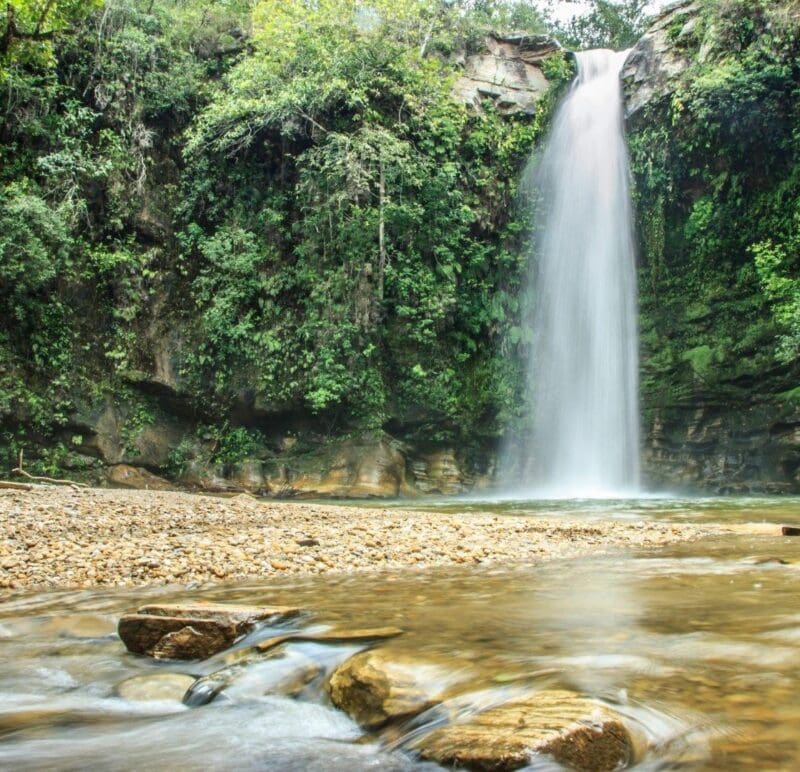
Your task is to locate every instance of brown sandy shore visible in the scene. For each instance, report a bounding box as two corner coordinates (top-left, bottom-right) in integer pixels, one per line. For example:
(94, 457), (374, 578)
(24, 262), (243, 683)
(0, 485), (744, 591)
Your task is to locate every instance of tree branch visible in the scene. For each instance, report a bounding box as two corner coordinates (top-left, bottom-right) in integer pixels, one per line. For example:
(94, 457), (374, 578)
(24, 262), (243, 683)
(12, 451), (88, 490)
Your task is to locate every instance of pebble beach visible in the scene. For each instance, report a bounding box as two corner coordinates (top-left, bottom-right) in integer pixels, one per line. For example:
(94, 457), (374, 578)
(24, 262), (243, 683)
(0, 486), (737, 590)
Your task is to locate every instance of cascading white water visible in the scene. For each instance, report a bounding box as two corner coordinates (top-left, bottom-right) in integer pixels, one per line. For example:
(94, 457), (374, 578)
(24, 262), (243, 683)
(506, 49), (640, 498)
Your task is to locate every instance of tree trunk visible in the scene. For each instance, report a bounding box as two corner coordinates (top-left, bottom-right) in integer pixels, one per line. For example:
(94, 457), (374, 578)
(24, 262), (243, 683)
(377, 160), (387, 311)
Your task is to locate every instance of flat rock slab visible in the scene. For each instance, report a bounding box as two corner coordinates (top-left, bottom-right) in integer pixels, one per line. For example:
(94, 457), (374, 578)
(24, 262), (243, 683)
(137, 603), (299, 625)
(327, 650), (440, 729)
(118, 603), (301, 660)
(254, 626), (403, 654)
(415, 690), (633, 772)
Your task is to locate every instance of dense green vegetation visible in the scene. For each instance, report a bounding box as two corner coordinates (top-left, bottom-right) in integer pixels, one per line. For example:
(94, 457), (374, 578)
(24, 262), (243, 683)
(1, 0), (577, 473)
(4, 0), (798, 488)
(628, 0), (800, 423)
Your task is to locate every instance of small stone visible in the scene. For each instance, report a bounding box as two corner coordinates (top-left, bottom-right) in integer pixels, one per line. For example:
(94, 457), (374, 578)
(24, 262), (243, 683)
(781, 525), (800, 536)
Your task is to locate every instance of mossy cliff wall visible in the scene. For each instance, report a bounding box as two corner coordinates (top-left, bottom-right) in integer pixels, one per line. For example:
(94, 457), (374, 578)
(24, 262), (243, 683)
(0, 2), (570, 496)
(624, 0), (800, 493)
(3, 0), (800, 496)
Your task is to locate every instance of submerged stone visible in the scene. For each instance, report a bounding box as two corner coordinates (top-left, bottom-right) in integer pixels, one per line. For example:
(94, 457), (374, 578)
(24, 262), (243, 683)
(184, 648), (321, 706)
(415, 690), (633, 772)
(116, 673), (196, 702)
(254, 626), (403, 654)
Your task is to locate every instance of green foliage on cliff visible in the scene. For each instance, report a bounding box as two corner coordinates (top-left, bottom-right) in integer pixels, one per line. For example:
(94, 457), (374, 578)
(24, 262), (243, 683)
(0, 0), (573, 471)
(628, 0), (800, 411)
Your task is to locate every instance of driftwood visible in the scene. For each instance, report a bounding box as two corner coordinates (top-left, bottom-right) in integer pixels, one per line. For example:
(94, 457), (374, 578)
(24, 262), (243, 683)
(0, 481), (33, 491)
(11, 451), (88, 490)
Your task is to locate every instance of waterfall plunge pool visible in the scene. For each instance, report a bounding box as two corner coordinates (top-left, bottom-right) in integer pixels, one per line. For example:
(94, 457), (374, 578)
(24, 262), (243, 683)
(0, 497), (798, 771)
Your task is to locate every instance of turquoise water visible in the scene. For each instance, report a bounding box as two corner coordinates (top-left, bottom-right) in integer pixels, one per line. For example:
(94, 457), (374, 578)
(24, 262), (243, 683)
(350, 494), (800, 524)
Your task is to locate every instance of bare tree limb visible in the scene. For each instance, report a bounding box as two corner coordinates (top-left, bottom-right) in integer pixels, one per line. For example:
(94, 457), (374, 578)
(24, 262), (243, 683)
(12, 450), (88, 490)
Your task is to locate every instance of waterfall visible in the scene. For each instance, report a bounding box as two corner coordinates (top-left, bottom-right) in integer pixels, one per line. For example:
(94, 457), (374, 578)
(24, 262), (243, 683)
(504, 49), (641, 498)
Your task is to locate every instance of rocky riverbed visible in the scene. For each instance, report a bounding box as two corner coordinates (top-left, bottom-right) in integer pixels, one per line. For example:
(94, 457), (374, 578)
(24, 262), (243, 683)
(0, 486), (745, 590)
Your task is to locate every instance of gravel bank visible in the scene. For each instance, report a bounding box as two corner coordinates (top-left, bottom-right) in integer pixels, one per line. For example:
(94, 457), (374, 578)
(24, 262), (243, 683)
(1, 486), (727, 590)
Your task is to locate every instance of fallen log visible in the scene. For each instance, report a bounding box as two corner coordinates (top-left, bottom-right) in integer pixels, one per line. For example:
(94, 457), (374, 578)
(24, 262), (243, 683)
(0, 481), (33, 491)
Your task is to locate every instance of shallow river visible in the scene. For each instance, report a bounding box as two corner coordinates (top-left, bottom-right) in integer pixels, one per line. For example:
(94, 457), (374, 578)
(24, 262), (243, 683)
(0, 497), (798, 770)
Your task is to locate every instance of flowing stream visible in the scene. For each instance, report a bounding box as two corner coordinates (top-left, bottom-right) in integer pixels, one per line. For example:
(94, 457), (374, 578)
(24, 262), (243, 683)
(506, 50), (640, 497)
(0, 498), (799, 770)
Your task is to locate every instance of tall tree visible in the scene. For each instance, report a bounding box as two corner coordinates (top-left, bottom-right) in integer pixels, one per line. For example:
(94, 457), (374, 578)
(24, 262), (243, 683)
(555, 0), (650, 50)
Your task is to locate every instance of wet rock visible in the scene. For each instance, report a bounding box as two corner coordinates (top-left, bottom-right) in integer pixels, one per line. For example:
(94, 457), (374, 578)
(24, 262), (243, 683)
(116, 673), (196, 702)
(415, 690), (633, 772)
(781, 525), (800, 536)
(642, 402), (800, 495)
(327, 651), (440, 729)
(108, 464), (173, 491)
(185, 648), (321, 706)
(118, 603), (300, 660)
(119, 615), (238, 659)
(150, 625), (232, 660)
(136, 603), (298, 625)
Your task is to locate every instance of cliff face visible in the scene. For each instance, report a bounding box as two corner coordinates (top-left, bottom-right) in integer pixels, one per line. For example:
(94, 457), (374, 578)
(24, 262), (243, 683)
(454, 33), (560, 115)
(623, 0), (800, 493)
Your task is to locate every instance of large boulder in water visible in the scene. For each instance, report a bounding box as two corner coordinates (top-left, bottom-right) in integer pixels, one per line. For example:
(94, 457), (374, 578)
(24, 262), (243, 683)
(415, 690), (634, 771)
(327, 651), (443, 729)
(118, 603), (300, 660)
